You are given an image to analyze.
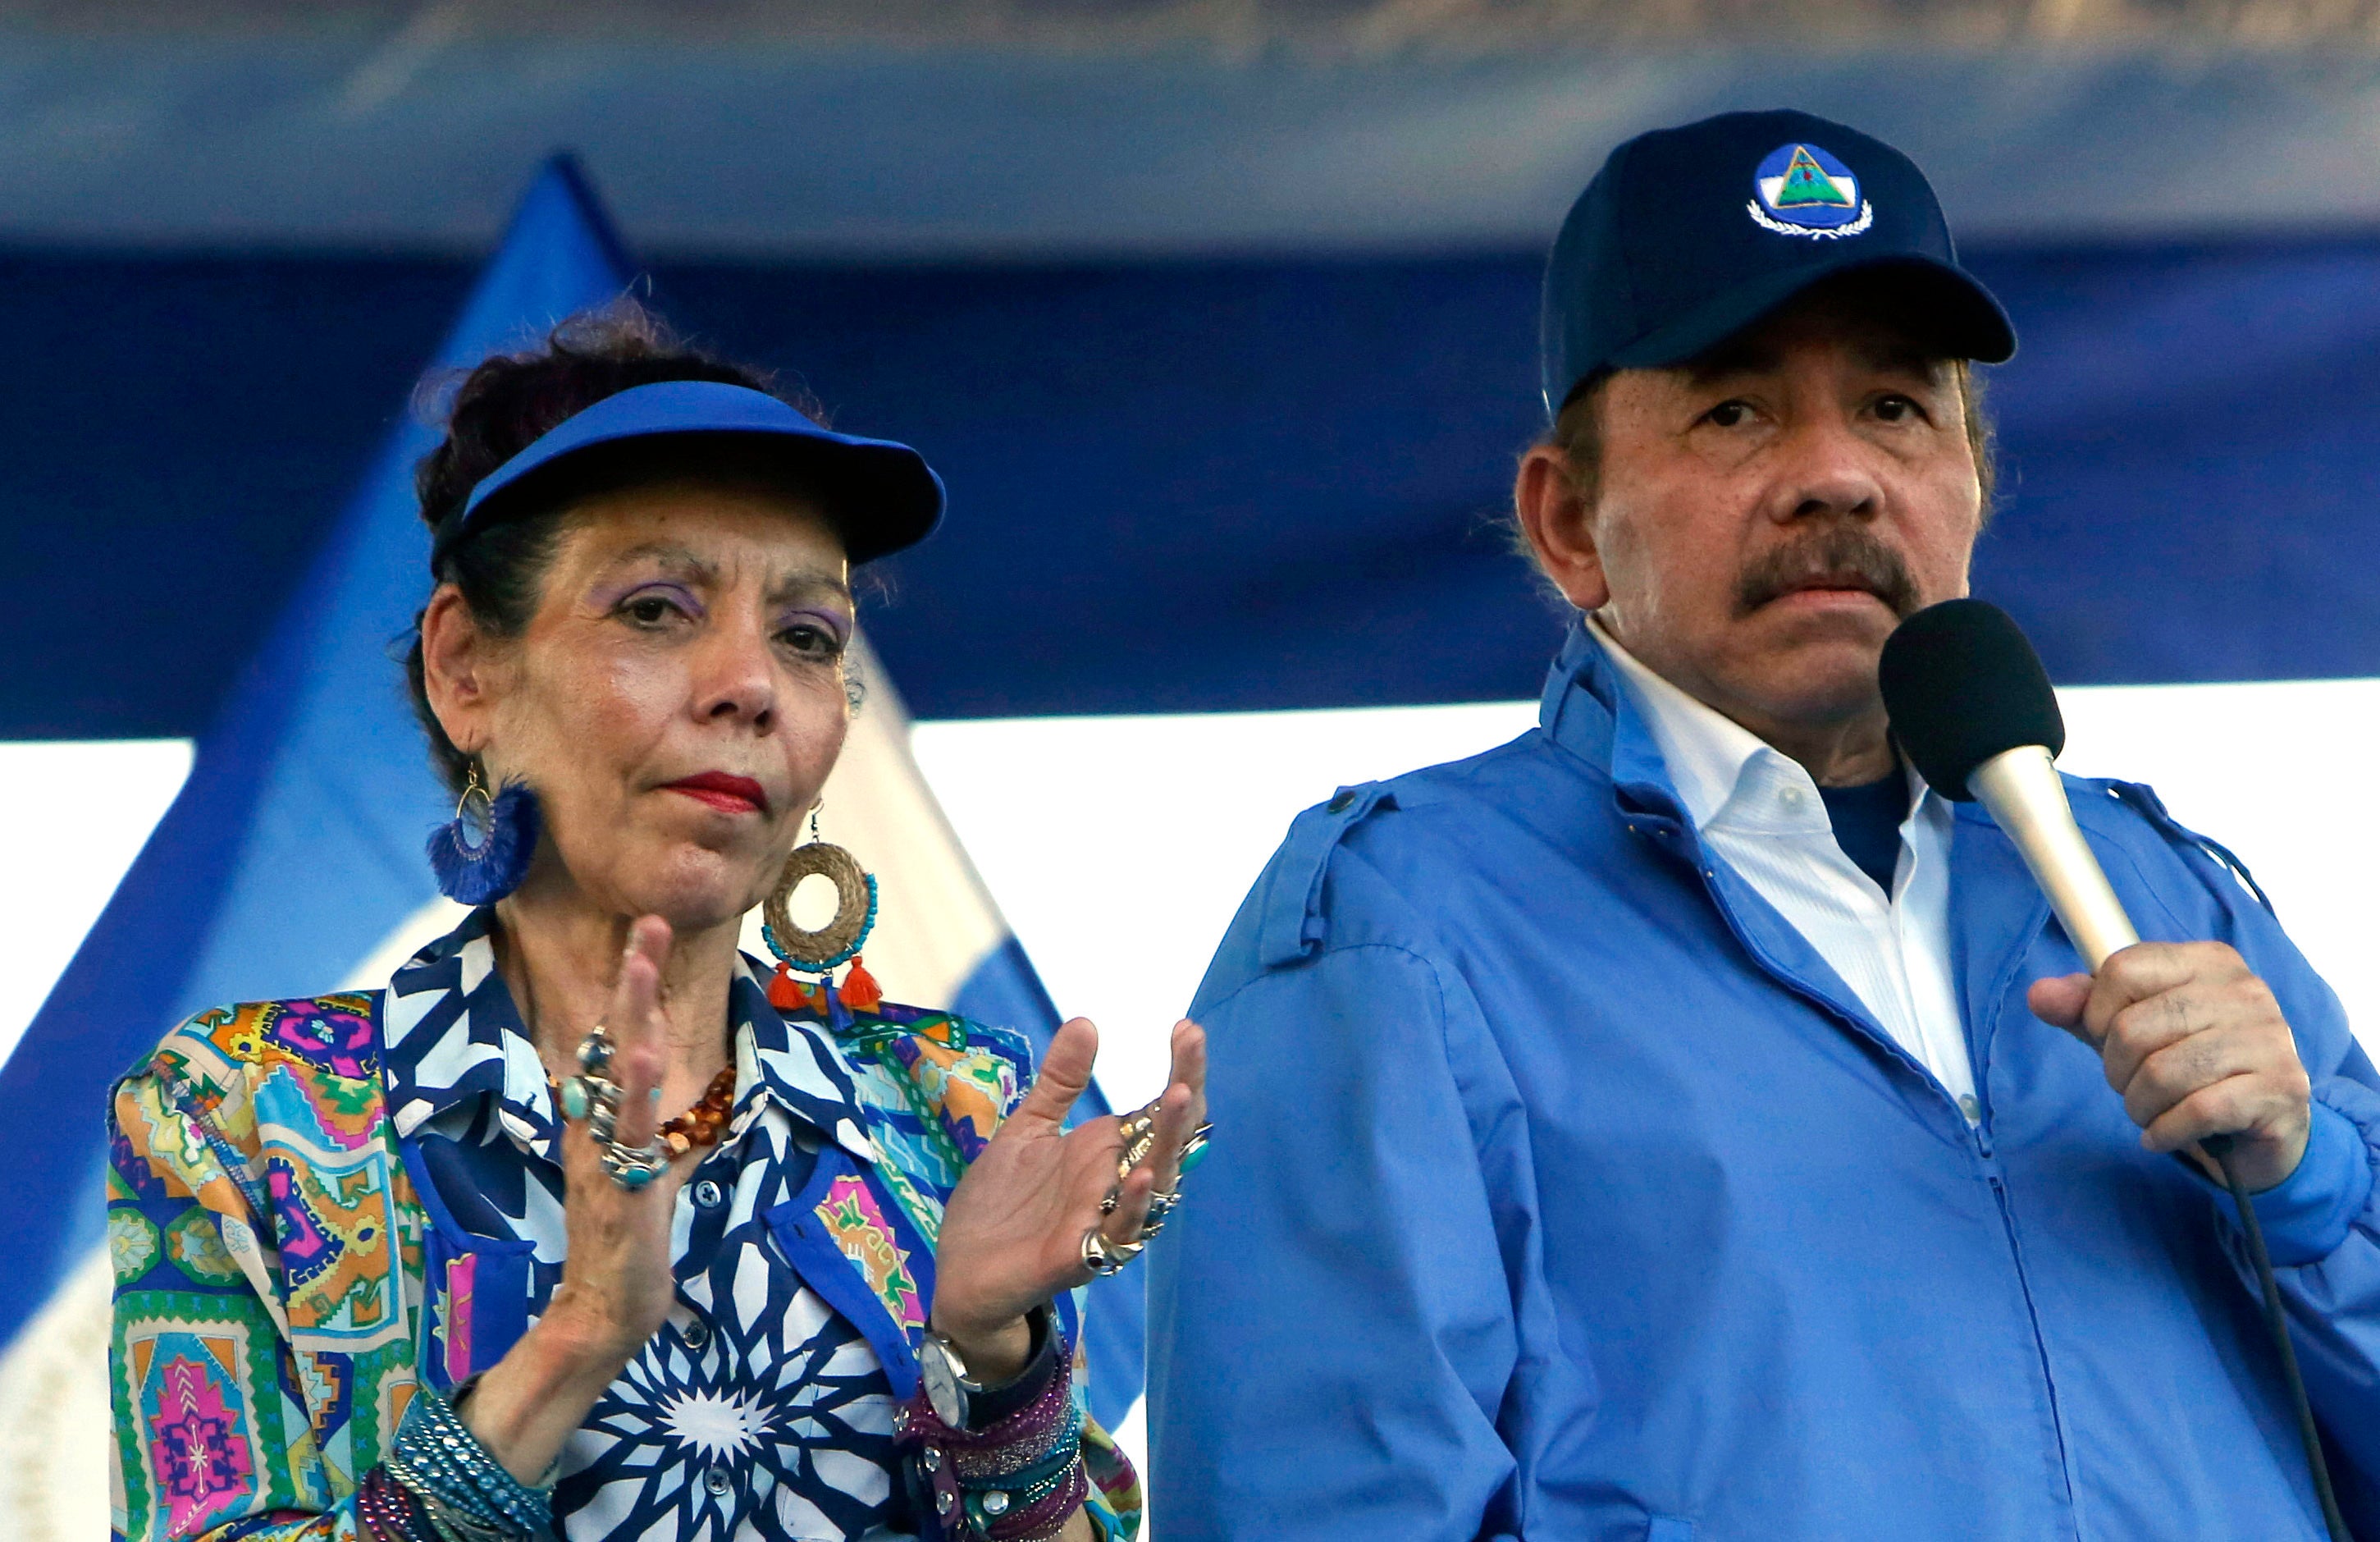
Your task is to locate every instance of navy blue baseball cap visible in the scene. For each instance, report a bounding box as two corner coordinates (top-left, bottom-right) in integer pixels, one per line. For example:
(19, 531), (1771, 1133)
(432, 378), (946, 570)
(1541, 109), (2015, 415)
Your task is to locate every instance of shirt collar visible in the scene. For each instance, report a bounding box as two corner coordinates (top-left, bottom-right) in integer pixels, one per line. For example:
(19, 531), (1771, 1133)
(731, 953), (881, 1165)
(380, 907), (879, 1165)
(1585, 614), (1929, 837)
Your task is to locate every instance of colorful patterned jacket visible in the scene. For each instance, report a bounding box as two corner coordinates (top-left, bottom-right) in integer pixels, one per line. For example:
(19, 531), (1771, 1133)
(107, 949), (1141, 1542)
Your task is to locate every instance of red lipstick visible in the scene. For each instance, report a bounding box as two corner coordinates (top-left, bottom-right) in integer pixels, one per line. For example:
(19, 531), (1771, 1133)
(662, 772), (769, 816)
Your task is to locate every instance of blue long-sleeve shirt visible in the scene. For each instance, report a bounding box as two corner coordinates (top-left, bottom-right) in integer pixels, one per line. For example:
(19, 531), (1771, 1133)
(1148, 620), (2380, 1541)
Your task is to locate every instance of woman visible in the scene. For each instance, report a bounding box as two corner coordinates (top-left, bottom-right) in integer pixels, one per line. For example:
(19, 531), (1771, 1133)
(107, 306), (1206, 1542)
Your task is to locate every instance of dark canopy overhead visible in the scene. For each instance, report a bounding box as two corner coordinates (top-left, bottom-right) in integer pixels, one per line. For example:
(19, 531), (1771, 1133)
(5, 7), (2379, 736)
(4, 0), (2380, 255)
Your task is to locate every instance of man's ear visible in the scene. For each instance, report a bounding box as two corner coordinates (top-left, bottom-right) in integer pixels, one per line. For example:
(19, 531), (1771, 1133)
(1513, 445), (1611, 612)
(419, 585), (497, 758)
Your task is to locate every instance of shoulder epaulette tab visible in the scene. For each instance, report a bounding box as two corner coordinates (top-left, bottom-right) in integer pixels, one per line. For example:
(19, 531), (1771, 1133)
(1256, 783), (1396, 968)
(2103, 779), (2276, 916)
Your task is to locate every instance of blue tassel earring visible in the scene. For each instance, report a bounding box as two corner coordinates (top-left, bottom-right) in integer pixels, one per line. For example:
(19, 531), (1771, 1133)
(427, 763), (541, 905)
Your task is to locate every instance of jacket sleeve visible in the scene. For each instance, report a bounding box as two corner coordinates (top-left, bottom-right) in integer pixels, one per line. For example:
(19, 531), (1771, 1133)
(2129, 803), (2380, 1524)
(2221, 906), (2380, 1521)
(1147, 834), (1578, 1542)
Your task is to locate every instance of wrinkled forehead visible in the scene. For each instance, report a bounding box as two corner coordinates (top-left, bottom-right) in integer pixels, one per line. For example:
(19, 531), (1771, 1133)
(556, 478), (856, 602)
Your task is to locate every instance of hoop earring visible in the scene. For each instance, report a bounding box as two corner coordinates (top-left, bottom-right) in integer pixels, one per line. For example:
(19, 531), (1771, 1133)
(425, 762), (541, 905)
(762, 804), (883, 1013)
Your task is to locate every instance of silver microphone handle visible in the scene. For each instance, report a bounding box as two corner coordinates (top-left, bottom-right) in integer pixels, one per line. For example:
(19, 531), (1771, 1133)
(1967, 744), (2140, 972)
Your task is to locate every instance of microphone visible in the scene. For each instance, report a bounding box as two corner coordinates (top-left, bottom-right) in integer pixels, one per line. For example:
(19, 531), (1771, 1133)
(1878, 597), (2137, 970)
(1879, 597), (2353, 1542)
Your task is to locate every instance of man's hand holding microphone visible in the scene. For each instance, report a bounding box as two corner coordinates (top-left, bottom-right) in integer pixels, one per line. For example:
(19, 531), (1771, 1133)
(2030, 942), (2313, 1192)
(1881, 597), (2346, 1541)
(1880, 597), (2314, 1190)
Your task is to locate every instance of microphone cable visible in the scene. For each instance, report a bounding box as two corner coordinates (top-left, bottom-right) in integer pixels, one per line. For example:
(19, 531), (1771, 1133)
(1880, 601), (2354, 1540)
(2208, 1133), (2352, 1542)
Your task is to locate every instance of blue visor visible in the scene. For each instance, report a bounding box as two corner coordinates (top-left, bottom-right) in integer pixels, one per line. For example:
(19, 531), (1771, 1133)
(434, 378), (945, 569)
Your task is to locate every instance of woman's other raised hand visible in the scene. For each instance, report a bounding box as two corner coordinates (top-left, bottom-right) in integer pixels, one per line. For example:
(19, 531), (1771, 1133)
(929, 1017), (1209, 1381)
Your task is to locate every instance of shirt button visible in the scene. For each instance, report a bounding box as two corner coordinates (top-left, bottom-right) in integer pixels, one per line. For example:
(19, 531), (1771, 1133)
(693, 1178), (725, 1208)
(1958, 1094), (1982, 1123)
(704, 1466), (731, 1496)
(682, 1318), (709, 1349)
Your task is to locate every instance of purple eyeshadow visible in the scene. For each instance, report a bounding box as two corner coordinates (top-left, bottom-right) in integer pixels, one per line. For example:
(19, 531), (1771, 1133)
(598, 579), (704, 614)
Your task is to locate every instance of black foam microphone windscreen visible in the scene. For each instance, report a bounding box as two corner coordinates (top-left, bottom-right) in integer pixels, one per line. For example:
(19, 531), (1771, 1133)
(1877, 597), (2065, 801)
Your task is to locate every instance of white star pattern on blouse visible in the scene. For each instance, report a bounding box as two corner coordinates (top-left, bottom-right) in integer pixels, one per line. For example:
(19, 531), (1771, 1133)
(381, 913), (910, 1540)
(660, 1387), (774, 1460)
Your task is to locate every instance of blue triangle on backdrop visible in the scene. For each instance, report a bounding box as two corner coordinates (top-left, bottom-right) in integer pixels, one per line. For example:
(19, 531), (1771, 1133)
(0, 155), (633, 1345)
(0, 153), (1148, 1433)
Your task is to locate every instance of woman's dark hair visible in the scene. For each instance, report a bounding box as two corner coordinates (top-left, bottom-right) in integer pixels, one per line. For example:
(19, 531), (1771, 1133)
(404, 300), (824, 794)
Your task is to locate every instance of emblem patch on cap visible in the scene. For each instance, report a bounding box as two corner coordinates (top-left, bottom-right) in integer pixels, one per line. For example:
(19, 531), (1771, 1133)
(1748, 142), (1874, 239)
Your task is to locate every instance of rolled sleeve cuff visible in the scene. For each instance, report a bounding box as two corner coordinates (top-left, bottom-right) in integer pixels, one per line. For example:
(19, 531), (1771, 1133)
(2217, 1101), (2374, 1266)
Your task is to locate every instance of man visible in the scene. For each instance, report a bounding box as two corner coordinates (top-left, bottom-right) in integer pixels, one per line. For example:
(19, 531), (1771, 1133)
(1148, 111), (2380, 1540)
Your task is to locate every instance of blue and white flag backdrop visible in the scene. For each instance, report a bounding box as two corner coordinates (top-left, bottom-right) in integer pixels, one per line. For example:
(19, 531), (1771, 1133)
(10, 158), (2380, 1540)
(0, 158), (1134, 1535)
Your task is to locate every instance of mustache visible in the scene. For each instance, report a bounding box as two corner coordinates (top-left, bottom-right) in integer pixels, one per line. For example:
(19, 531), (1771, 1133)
(1734, 525), (1920, 620)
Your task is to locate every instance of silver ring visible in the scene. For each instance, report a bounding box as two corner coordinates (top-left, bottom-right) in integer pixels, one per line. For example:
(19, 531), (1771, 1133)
(1140, 1186), (1181, 1238)
(1097, 1183), (1183, 1240)
(567, 1027), (668, 1191)
(598, 1137), (671, 1192)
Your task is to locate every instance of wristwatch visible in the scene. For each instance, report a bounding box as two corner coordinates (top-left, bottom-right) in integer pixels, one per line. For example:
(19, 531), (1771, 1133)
(919, 1302), (1055, 1430)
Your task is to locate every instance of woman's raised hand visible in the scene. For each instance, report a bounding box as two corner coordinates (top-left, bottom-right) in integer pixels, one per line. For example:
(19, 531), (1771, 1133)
(929, 1017), (1209, 1380)
(544, 915), (688, 1361)
(464, 916), (688, 1482)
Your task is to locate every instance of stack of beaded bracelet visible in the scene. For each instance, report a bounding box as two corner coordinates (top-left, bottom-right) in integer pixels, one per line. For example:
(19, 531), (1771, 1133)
(357, 1464), (435, 1541)
(360, 1461), (519, 1542)
(897, 1338), (1089, 1540)
(372, 1384), (555, 1542)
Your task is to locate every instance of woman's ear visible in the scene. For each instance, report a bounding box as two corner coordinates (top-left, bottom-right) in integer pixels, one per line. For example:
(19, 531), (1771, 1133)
(1512, 446), (1611, 612)
(420, 585), (499, 758)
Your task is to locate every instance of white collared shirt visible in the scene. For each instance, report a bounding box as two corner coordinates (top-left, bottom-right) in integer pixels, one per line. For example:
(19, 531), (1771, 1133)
(1592, 618), (1980, 1118)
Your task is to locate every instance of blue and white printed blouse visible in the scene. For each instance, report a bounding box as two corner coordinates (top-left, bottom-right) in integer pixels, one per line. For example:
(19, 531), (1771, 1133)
(106, 907), (1140, 1542)
(384, 914), (910, 1537)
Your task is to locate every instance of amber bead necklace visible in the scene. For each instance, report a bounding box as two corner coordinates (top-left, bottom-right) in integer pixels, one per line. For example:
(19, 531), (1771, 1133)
(548, 1063), (738, 1157)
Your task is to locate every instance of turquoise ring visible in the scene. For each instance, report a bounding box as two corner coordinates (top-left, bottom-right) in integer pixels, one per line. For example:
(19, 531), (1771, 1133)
(1177, 1121), (1215, 1175)
(596, 1137), (669, 1192)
